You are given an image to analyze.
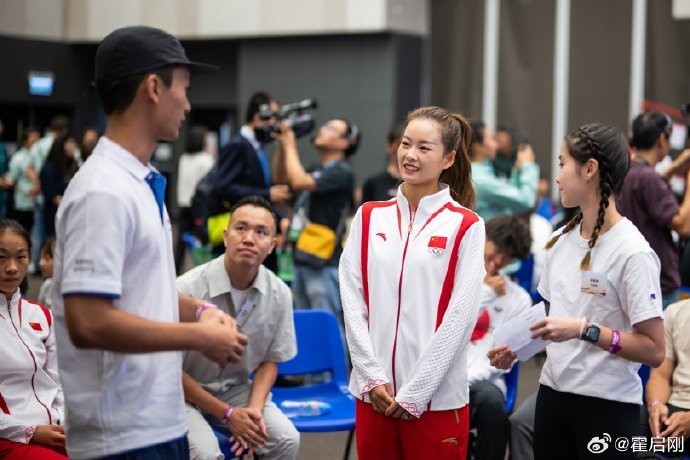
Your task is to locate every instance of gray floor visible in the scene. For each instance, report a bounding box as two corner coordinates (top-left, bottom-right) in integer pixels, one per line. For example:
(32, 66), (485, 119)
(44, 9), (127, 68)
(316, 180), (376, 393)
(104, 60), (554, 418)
(294, 357), (544, 460)
(30, 265), (542, 460)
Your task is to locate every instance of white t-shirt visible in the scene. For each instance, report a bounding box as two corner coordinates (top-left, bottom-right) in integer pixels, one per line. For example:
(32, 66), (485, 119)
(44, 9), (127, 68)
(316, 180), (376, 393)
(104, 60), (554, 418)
(664, 300), (690, 409)
(176, 151), (214, 207)
(229, 285), (249, 314)
(52, 137), (187, 458)
(537, 218), (663, 404)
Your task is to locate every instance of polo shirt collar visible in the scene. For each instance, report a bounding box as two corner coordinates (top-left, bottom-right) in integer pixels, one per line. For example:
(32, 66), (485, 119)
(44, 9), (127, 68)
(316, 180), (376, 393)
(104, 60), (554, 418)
(207, 255), (269, 299)
(99, 137), (160, 181)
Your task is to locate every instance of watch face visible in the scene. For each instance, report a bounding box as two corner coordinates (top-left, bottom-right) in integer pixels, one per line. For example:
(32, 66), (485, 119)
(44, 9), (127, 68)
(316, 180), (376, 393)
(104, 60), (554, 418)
(585, 325), (600, 342)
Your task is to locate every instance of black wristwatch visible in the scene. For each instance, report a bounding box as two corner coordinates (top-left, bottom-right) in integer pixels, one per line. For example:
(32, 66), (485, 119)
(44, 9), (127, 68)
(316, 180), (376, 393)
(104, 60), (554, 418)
(581, 323), (601, 343)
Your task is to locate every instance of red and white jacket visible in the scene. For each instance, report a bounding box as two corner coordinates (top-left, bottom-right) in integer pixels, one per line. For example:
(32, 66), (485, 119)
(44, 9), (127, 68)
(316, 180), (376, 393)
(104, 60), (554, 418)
(0, 290), (63, 444)
(340, 185), (485, 417)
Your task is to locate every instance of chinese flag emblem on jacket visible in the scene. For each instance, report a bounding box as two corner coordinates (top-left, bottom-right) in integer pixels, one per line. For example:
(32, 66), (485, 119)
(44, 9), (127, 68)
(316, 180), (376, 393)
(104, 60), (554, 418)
(428, 236), (447, 249)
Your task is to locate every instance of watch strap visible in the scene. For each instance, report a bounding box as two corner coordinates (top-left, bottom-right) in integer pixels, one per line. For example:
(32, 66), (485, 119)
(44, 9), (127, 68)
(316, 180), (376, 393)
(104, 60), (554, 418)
(608, 329), (622, 354)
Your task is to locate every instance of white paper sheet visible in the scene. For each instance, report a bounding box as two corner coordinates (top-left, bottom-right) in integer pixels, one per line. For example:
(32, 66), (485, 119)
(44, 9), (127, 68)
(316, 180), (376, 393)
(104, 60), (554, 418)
(493, 301), (550, 362)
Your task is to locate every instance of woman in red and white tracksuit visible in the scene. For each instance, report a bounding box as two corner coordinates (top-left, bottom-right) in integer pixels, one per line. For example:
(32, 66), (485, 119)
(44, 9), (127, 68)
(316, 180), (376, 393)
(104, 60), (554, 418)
(340, 107), (485, 459)
(0, 219), (66, 459)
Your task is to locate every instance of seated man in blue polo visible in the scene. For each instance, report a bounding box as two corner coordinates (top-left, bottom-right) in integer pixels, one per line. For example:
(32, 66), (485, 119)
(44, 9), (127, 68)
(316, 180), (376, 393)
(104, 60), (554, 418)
(177, 196), (299, 460)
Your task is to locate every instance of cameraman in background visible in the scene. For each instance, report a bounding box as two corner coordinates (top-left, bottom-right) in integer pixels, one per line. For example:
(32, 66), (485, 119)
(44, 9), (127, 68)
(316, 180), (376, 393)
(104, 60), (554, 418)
(274, 118), (359, 334)
(212, 91), (292, 267)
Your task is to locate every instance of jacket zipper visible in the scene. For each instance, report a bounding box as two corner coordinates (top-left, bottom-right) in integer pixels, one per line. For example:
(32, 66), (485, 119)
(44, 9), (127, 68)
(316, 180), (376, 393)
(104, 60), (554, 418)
(7, 300), (52, 424)
(391, 209), (415, 393)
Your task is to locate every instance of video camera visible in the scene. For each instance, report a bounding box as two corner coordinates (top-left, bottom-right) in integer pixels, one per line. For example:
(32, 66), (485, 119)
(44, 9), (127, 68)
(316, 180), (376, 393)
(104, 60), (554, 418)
(254, 98), (318, 144)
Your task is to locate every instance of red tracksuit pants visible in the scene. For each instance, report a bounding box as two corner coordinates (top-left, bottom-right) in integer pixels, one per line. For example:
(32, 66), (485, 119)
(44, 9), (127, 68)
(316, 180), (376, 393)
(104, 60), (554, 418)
(0, 439), (67, 459)
(355, 399), (470, 459)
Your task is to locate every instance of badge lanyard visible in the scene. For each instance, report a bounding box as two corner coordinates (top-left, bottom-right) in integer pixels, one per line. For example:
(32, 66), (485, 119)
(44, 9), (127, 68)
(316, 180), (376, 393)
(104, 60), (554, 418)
(223, 291), (258, 328)
(235, 295), (257, 328)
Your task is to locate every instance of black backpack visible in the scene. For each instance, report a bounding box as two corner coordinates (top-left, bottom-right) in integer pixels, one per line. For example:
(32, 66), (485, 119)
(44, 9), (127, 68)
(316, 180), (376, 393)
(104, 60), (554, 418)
(189, 167), (229, 245)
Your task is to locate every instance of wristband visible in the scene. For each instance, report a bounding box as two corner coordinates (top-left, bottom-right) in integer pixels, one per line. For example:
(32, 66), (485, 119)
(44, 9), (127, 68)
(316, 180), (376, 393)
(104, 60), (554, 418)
(608, 329), (622, 354)
(647, 400), (665, 411)
(222, 405), (234, 422)
(195, 303), (218, 321)
(578, 316), (587, 339)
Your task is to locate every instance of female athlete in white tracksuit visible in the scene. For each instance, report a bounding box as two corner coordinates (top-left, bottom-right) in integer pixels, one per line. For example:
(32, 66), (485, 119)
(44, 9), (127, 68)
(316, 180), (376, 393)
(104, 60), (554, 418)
(340, 107), (485, 459)
(0, 219), (65, 459)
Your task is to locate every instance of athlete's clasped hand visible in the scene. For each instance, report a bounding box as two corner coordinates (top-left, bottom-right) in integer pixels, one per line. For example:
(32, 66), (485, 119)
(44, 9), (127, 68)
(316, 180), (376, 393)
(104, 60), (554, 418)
(368, 383), (414, 420)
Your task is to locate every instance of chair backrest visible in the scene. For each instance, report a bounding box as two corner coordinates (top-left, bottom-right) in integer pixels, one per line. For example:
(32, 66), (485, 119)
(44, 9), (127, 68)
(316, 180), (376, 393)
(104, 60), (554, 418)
(513, 254), (534, 294)
(504, 361), (520, 413)
(513, 254), (543, 303)
(638, 364), (650, 403)
(277, 310), (349, 385)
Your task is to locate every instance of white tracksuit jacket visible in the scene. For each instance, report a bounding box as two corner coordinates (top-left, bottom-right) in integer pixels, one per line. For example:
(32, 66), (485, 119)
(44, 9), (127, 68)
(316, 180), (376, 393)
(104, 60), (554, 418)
(0, 290), (63, 444)
(340, 185), (485, 417)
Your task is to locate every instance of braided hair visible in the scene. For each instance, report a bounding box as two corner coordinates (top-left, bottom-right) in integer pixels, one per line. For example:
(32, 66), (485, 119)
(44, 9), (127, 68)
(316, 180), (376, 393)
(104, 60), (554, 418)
(544, 123), (630, 270)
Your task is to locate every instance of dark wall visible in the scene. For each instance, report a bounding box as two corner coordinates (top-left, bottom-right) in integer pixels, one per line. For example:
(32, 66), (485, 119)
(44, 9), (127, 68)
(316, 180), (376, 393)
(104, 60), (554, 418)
(647, 0), (690, 113)
(0, 36), (240, 140)
(429, 0), (485, 116)
(393, 34), (424, 120)
(498, 0), (555, 172)
(430, 0), (556, 176)
(182, 39), (239, 109)
(430, 0), (690, 183)
(236, 33), (423, 185)
(569, 0), (632, 133)
(0, 35), (88, 106)
(0, 35), (94, 141)
(0, 31), (422, 196)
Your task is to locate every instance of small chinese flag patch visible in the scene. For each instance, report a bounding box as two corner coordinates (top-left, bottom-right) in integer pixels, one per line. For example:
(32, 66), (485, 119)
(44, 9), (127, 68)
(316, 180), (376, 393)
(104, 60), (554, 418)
(29, 322), (43, 332)
(428, 236), (447, 249)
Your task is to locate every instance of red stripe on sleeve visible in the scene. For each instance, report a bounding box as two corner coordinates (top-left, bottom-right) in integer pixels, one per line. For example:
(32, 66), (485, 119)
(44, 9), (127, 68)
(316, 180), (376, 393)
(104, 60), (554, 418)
(436, 206), (479, 330)
(39, 304), (52, 328)
(360, 201), (396, 322)
(0, 393), (10, 414)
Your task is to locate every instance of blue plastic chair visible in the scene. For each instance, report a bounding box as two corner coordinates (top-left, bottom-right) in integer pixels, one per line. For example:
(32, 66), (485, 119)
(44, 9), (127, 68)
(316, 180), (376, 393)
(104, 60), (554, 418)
(213, 427), (240, 459)
(270, 310), (355, 460)
(512, 254), (543, 303)
(638, 364), (650, 403)
(504, 362), (520, 413)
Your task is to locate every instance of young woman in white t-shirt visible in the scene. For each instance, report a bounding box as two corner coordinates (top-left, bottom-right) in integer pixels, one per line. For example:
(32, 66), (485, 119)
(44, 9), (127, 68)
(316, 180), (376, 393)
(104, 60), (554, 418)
(489, 123), (665, 459)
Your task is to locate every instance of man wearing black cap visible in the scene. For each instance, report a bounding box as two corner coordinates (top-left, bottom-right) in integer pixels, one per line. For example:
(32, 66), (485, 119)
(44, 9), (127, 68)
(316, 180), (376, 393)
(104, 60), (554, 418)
(52, 25), (247, 459)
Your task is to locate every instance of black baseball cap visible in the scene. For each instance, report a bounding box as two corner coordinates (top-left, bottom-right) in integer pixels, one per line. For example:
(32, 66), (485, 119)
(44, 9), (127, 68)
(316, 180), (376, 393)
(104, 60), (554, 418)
(94, 25), (218, 87)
